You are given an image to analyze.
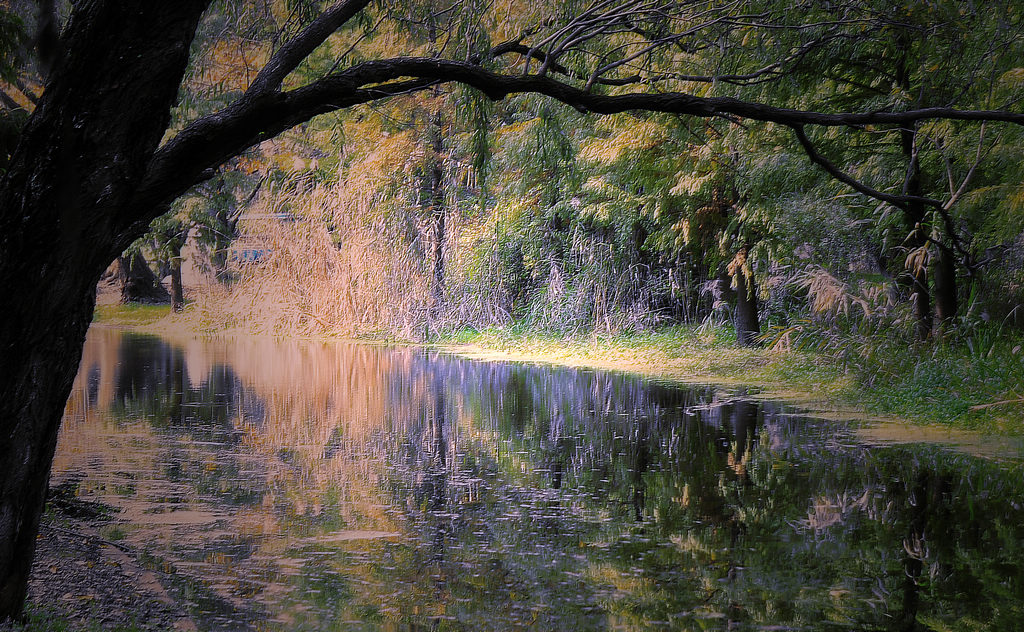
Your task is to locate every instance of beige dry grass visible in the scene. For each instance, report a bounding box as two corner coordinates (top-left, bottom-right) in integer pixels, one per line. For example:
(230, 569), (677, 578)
(196, 180), (434, 338)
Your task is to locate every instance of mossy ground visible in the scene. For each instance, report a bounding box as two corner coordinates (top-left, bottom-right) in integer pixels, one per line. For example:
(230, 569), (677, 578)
(0, 606), (149, 632)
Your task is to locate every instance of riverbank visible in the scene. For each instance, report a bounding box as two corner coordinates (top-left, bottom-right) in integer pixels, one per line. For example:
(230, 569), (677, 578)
(94, 303), (1024, 437)
(433, 326), (1024, 436)
(0, 485), (194, 632)
(437, 326), (854, 408)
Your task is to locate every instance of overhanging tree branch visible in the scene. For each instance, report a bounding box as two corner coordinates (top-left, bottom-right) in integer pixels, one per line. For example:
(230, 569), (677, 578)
(790, 124), (972, 265)
(134, 55), (1024, 240)
(789, 124), (938, 212)
(328, 58), (1024, 127)
(246, 0), (372, 95)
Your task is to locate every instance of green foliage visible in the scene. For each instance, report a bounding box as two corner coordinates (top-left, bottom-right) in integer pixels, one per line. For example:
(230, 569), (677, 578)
(157, 0), (1024, 427)
(764, 269), (1024, 430)
(855, 324), (1024, 430)
(0, 8), (27, 84)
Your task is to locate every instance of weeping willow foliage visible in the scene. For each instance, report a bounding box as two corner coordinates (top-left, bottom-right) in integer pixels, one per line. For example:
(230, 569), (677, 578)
(178, 0), (1024, 342)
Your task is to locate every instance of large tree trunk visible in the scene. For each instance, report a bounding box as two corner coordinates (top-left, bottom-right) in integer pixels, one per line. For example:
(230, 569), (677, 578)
(0, 282), (96, 621)
(0, 2), (208, 620)
(896, 55), (938, 341)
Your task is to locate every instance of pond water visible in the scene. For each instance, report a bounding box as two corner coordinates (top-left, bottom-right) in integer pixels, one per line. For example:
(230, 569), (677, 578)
(55, 327), (1024, 631)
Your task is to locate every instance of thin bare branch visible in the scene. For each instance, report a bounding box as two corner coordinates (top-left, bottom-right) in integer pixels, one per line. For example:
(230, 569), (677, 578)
(943, 123), (988, 211)
(790, 125), (973, 263)
(13, 78), (38, 105)
(0, 88), (23, 112)
(247, 0), (372, 95)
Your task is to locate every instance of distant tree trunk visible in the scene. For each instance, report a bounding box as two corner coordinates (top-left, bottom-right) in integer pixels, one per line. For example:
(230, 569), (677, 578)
(896, 56), (937, 341)
(170, 249), (184, 312)
(931, 246), (957, 328)
(894, 144), (933, 341)
(733, 264), (761, 346)
(117, 252), (169, 304)
(716, 270), (735, 319)
(429, 110), (446, 306)
(908, 241), (933, 341)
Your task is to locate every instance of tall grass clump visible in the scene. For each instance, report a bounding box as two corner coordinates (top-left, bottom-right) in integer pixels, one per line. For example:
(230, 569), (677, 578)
(443, 197), (690, 338)
(195, 175), (434, 338)
(206, 175), (690, 340)
(769, 266), (1024, 430)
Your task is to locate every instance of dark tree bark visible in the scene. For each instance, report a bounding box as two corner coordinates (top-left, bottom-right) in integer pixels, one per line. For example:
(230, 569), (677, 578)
(716, 270), (735, 317)
(900, 152), (934, 341)
(170, 249), (185, 313)
(906, 231), (934, 342)
(895, 53), (937, 341)
(116, 252), (170, 304)
(932, 247), (957, 328)
(429, 111), (446, 306)
(732, 263), (761, 347)
(0, 2), (210, 619)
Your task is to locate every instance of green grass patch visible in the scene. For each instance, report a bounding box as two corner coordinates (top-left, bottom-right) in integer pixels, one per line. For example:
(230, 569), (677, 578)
(852, 328), (1024, 433)
(93, 302), (171, 327)
(0, 604), (149, 632)
(434, 323), (848, 400)
(99, 524), (127, 542)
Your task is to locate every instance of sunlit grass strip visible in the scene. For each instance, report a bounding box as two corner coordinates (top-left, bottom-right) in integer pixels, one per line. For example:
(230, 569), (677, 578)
(434, 323), (1024, 435)
(93, 303), (172, 327)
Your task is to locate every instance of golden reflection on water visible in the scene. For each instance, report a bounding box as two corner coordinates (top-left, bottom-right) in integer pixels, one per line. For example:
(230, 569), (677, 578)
(52, 327), (1024, 632)
(58, 328), (450, 626)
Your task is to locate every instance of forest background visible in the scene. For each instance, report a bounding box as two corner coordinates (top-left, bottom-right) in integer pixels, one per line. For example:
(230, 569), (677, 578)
(5, 0), (1024, 433)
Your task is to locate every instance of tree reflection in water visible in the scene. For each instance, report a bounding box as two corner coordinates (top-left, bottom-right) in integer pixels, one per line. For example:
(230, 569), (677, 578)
(55, 328), (1024, 631)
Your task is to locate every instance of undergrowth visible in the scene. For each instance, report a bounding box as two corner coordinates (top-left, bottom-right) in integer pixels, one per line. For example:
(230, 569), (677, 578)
(0, 605), (148, 632)
(763, 268), (1024, 432)
(852, 325), (1024, 432)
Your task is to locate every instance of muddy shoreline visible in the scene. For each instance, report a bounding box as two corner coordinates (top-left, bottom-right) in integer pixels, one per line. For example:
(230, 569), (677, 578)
(1, 489), (196, 632)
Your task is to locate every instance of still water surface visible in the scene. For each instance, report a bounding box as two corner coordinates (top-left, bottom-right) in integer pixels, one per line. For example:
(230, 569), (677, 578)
(55, 328), (1024, 631)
